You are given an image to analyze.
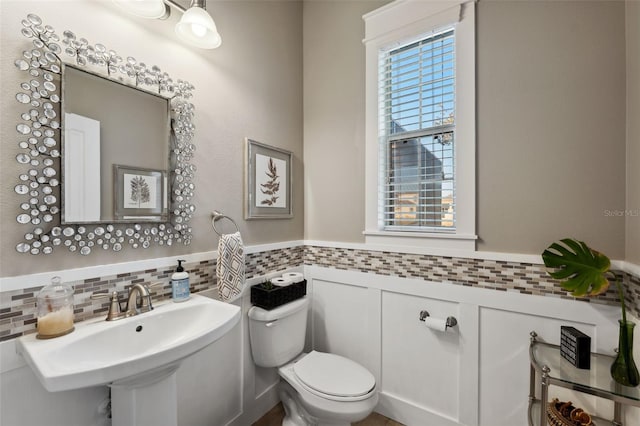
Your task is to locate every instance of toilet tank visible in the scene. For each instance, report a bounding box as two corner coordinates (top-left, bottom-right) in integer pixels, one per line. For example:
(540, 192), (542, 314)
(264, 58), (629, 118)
(248, 297), (309, 368)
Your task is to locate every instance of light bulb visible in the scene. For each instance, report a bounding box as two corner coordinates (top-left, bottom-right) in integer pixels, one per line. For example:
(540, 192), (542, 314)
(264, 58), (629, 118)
(191, 23), (207, 38)
(175, 6), (222, 49)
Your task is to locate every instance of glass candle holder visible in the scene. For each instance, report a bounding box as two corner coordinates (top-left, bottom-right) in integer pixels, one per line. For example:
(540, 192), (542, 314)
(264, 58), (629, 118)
(36, 276), (75, 339)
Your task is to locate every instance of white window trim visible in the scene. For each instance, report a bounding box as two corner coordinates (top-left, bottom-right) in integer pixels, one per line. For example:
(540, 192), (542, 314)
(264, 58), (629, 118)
(363, 0), (476, 251)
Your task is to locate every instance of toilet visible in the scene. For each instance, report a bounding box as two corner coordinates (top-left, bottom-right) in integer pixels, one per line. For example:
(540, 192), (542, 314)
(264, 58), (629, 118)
(248, 297), (378, 426)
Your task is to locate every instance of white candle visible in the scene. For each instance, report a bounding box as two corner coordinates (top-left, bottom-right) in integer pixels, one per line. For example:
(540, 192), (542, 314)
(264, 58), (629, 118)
(37, 306), (74, 337)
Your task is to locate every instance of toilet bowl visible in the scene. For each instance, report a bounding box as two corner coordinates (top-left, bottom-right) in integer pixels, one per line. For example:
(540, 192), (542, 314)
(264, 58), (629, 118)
(248, 297), (378, 426)
(278, 352), (378, 426)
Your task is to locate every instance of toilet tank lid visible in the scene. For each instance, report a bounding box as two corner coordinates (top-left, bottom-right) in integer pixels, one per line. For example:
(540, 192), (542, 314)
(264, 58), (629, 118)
(248, 297), (309, 321)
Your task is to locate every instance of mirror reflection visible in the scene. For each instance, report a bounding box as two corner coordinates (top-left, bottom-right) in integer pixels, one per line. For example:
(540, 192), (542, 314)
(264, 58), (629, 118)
(62, 65), (170, 224)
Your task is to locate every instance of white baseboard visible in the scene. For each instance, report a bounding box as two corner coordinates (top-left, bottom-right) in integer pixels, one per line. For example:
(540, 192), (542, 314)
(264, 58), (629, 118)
(377, 392), (461, 426)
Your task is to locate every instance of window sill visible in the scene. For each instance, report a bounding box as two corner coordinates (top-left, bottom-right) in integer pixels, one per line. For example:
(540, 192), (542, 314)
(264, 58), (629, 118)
(363, 230), (477, 252)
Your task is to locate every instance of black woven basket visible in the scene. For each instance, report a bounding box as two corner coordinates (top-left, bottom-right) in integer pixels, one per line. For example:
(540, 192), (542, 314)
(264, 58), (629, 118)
(250, 280), (307, 310)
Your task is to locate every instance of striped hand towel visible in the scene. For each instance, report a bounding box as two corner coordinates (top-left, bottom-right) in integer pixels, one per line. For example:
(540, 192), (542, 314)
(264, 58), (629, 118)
(216, 231), (245, 302)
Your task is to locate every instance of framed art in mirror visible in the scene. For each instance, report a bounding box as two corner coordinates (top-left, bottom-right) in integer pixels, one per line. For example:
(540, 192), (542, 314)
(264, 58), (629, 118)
(12, 13), (197, 256)
(244, 138), (292, 219)
(114, 165), (167, 221)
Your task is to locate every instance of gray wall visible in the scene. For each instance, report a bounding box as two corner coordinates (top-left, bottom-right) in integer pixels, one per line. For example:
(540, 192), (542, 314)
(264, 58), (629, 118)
(303, 0), (630, 259)
(303, 0), (386, 243)
(476, 0), (626, 257)
(2, 0), (636, 277)
(627, 0), (640, 264)
(0, 0), (303, 277)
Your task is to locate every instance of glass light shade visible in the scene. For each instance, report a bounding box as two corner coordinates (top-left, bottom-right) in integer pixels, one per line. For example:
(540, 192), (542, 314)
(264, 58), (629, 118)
(112, 0), (168, 19)
(175, 7), (222, 49)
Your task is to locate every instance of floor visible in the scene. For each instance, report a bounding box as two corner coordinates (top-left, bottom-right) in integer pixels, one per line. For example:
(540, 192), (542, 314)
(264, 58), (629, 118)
(252, 403), (404, 426)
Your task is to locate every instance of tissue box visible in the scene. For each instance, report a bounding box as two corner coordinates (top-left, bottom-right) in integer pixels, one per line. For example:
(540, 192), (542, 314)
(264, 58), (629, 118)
(250, 280), (307, 310)
(560, 326), (591, 369)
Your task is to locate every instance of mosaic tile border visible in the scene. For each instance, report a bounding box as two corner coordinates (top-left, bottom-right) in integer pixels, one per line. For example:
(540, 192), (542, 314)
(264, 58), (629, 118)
(0, 246), (304, 341)
(303, 245), (640, 316)
(1, 244), (638, 341)
(0, 259), (215, 342)
(246, 246), (304, 278)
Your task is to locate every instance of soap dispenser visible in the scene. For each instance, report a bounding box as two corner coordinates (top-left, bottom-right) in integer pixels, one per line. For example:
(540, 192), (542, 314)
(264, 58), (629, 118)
(171, 259), (190, 302)
(36, 276), (75, 339)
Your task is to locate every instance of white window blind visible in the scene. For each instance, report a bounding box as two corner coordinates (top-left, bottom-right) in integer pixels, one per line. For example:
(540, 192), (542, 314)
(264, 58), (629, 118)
(379, 28), (456, 232)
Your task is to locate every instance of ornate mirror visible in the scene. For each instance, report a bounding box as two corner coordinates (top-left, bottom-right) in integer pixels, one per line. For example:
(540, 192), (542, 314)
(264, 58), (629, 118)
(13, 14), (197, 256)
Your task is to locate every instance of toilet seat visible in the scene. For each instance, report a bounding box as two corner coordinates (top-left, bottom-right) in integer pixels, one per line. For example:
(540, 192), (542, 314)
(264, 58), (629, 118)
(292, 351), (375, 402)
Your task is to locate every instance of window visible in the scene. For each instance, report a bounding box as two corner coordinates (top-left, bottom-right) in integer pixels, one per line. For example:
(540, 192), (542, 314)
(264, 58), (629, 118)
(364, 0), (476, 251)
(381, 29), (456, 231)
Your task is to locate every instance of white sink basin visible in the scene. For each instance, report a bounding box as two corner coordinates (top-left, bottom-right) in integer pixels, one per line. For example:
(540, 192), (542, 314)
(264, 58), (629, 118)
(17, 294), (241, 392)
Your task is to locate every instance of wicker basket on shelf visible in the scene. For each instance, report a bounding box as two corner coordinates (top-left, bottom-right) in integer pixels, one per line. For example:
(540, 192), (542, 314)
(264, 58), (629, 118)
(546, 399), (594, 426)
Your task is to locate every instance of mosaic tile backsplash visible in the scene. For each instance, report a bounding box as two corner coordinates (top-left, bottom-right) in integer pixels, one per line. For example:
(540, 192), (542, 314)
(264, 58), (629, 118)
(1, 244), (638, 341)
(304, 245), (639, 311)
(0, 246), (304, 342)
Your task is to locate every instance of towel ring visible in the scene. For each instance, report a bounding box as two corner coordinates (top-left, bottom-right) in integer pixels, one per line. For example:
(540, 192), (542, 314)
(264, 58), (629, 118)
(211, 211), (239, 236)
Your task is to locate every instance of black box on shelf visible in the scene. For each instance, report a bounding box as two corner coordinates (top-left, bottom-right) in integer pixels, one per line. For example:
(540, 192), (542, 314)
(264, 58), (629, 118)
(250, 280), (307, 310)
(560, 326), (591, 369)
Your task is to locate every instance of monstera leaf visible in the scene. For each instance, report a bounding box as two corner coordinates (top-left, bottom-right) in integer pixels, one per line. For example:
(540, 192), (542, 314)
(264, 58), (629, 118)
(542, 238), (611, 297)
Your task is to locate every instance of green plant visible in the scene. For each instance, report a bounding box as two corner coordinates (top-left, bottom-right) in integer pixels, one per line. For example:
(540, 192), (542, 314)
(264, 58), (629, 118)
(260, 280), (274, 290)
(542, 238), (626, 323)
(542, 238), (639, 386)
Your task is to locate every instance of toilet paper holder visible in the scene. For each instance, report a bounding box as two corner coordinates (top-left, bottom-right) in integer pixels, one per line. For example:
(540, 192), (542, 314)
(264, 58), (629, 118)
(419, 310), (458, 329)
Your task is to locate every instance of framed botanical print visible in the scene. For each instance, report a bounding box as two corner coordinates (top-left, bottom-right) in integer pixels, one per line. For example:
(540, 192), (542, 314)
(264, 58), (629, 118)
(113, 165), (167, 221)
(244, 139), (292, 219)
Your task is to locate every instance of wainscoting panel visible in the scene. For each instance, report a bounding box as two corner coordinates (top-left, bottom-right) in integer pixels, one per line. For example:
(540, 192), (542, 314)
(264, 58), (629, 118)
(0, 358), (109, 426)
(381, 291), (461, 421)
(478, 308), (600, 426)
(311, 279), (374, 370)
(177, 321), (243, 426)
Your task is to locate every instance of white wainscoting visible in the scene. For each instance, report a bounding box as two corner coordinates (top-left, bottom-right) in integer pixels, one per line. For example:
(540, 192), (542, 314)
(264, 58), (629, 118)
(0, 354), (110, 426)
(305, 265), (640, 426)
(2, 264), (638, 426)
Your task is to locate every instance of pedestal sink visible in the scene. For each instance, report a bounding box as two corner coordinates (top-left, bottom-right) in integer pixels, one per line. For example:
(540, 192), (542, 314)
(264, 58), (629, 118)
(17, 294), (241, 426)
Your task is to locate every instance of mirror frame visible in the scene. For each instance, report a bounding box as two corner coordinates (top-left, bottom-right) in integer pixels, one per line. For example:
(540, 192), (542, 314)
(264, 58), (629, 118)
(13, 14), (197, 256)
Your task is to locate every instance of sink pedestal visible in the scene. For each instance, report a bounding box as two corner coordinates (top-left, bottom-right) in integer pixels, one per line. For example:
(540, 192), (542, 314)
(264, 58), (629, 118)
(110, 363), (181, 426)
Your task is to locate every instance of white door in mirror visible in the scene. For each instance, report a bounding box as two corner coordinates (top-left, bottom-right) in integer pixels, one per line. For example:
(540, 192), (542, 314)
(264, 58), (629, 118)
(64, 113), (101, 222)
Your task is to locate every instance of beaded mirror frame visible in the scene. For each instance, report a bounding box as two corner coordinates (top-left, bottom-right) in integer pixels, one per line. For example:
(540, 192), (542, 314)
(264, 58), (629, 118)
(13, 14), (196, 256)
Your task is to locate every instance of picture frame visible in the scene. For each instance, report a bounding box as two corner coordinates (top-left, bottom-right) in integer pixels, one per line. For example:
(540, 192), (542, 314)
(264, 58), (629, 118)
(113, 165), (167, 221)
(245, 138), (293, 219)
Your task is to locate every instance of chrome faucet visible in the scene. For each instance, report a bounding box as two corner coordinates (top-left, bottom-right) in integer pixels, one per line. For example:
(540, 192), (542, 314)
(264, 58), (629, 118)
(90, 283), (159, 321)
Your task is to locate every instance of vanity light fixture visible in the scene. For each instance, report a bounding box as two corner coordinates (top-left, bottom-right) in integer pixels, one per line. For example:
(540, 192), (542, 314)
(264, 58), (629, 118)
(113, 0), (222, 49)
(174, 0), (222, 49)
